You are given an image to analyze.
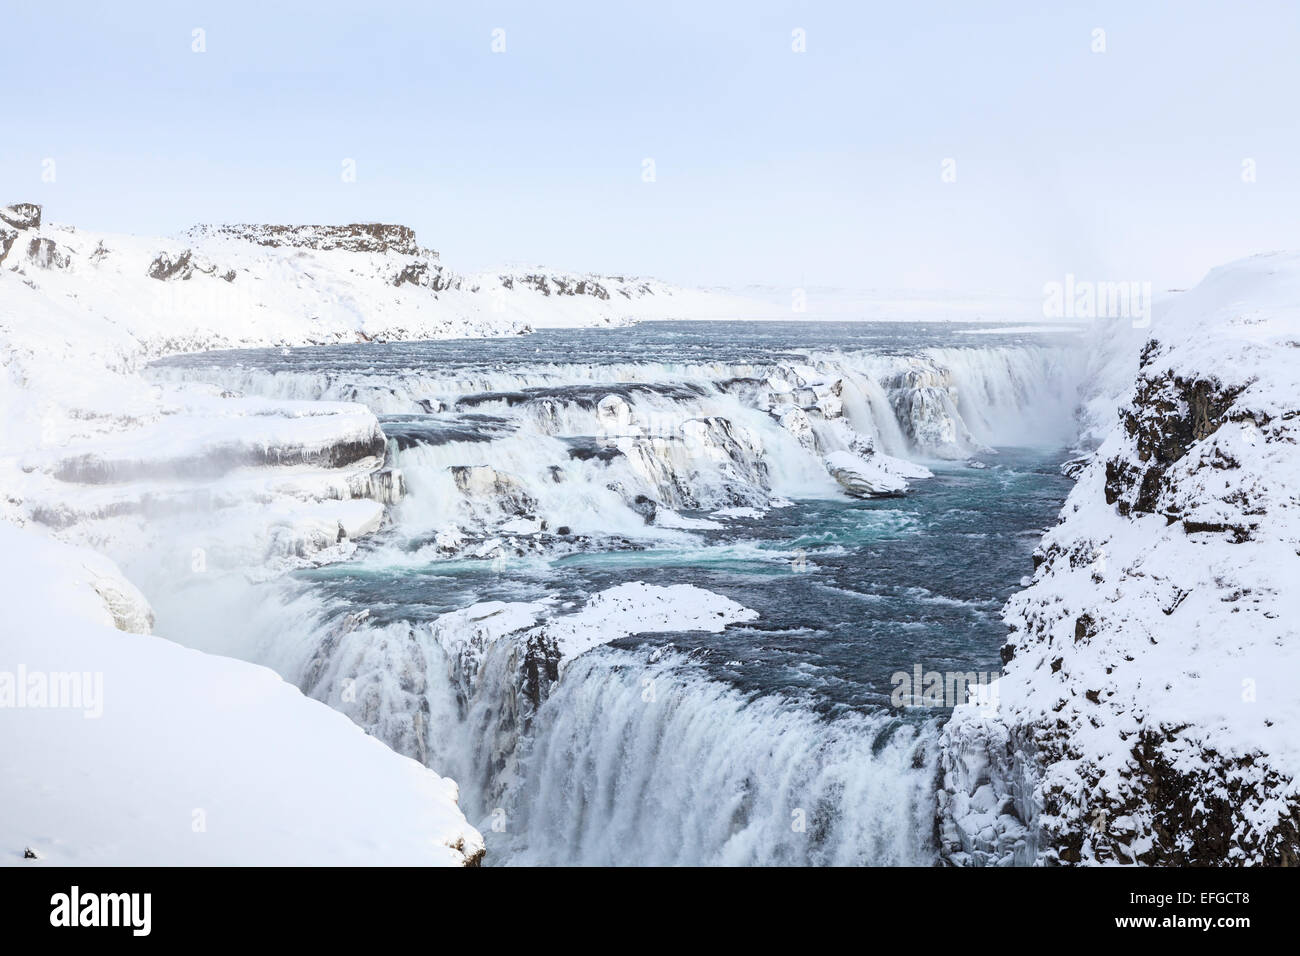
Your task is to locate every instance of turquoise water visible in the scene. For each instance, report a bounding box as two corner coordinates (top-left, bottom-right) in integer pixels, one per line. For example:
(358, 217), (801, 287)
(300, 448), (1068, 715)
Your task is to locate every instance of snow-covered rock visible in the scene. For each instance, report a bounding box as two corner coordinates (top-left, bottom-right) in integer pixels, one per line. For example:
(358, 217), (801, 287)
(824, 449), (909, 497)
(938, 252), (1300, 866)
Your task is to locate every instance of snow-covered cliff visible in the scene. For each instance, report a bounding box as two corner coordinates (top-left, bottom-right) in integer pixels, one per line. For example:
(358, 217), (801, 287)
(938, 252), (1300, 865)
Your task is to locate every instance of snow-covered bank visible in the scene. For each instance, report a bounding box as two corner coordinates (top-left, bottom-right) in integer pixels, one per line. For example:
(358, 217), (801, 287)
(938, 253), (1300, 865)
(0, 524), (484, 866)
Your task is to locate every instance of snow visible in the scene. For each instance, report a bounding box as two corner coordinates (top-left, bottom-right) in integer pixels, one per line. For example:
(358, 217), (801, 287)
(543, 582), (759, 663)
(0, 210), (777, 567)
(939, 251), (1300, 865)
(431, 582), (758, 675)
(824, 449), (910, 497)
(0, 523), (484, 866)
(1, 216), (767, 375)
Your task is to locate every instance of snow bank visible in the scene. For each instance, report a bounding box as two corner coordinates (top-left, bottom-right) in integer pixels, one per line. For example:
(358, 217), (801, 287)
(0, 523), (484, 866)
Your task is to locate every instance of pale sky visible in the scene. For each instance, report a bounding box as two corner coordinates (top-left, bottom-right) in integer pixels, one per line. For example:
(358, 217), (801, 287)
(6, 0), (1299, 297)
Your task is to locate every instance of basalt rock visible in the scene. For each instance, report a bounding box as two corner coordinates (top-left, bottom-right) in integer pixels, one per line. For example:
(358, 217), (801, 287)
(188, 222), (430, 257)
(147, 249), (195, 280)
(393, 258), (458, 291)
(0, 202), (41, 231)
(1104, 366), (1243, 520)
(26, 237), (71, 270)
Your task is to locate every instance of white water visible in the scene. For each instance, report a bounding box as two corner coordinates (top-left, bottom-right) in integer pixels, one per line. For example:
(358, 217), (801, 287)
(150, 342), (1086, 548)
(496, 649), (938, 866)
(143, 329), (1087, 865)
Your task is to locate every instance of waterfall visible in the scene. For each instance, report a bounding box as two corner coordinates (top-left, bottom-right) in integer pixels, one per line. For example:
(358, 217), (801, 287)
(495, 648), (938, 866)
(142, 328), (1086, 865)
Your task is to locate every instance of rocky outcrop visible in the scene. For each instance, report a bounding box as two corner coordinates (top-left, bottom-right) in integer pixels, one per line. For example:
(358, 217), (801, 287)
(499, 273), (612, 299)
(147, 249), (195, 280)
(1, 227), (19, 266)
(52, 424), (387, 483)
(0, 202), (41, 231)
(1, 204), (68, 269)
(1103, 352), (1248, 534)
(937, 253), (1300, 867)
(187, 222), (428, 257)
(825, 450), (908, 498)
(393, 258), (459, 291)
(25, 237), (71, 270)
(146, 248), (236, 281)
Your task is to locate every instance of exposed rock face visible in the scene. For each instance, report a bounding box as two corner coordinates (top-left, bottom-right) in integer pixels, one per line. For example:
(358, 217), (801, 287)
(146, 248), (236, 282)
(1, 227), (19, 266)
(2, 203), (48, 266)
(937, 254), (1300, 867)
(52, 425), (388, 483)
(1103, 355), (1248, 534)
(147, 249), (195, 280)
(393, 258), (458, 291)
(499, 272), (613, 299)
(26, 237), (71, 270)
(187, 222), (428, 257)
(0, 202), (41, 230)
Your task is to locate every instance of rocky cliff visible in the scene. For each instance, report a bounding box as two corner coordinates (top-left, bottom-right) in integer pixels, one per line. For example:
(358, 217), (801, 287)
(937, 253), (1300, 865)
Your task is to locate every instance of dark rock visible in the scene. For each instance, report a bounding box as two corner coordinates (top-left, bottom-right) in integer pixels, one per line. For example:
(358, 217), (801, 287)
(499, 272), (613, 300)
(147, 249), (195, 280)
(0, 202), (41, 230)
(188, 222), (431, 257)
(629, 494), (657, 524)
(1104, 368), (1242, 520)
(1059, 455), (1091, 479)
(26, 237), (70, 270)
(393, 258), (456, 290)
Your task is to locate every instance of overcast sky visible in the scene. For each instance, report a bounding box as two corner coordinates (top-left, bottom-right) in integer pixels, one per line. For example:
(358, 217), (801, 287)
(6, 1), (1299, 297)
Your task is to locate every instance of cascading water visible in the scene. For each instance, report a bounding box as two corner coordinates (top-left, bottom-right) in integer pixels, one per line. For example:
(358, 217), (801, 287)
(145, 320), (1085, 865)
(497, 648), (939, 866)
